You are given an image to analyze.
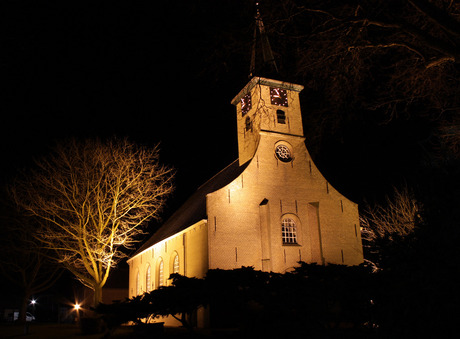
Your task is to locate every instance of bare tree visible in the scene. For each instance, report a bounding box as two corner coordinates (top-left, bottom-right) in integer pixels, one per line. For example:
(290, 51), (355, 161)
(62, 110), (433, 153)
(360, 186), (422, 270)
(361, 186), (421, 239)
(10, 138), (174, 306)
(0, 200), (62, 323)
(250, 0), (460, 156)
(263, 0), (459, 103)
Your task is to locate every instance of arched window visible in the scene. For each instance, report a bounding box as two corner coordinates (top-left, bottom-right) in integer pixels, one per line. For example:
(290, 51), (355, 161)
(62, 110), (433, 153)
(146, 265), (151, 292)
(282, 218), (297, 244)
(136, 271), (140, 295)
(173, 254), (180, 274)
(158, 259), (164, 287)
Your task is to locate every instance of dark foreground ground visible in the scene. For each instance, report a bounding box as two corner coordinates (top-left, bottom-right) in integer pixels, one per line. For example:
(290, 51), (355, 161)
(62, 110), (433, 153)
(0, 322), (377, 339)
(1, 323), (237, 339)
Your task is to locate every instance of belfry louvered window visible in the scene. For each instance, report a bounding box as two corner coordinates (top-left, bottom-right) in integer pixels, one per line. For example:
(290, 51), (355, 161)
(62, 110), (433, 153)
(282, 218), (297, 244)
(245, 116), (252, 131)
(277, 110), (286, 124)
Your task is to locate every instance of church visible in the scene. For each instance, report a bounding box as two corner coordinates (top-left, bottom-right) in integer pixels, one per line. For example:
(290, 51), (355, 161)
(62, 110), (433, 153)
(127, 75), (364, 326)
(127, 5), (362, 327)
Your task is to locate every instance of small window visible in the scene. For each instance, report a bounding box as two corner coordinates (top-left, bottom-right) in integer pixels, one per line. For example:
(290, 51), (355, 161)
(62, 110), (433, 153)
(282, 218), (297, 244)
(158, 259), (164, 287)
(173, 254), (180, 274)
(277, 110), (286, 124)
(146, 265), (151, 292)
(245, 116), (252, 131)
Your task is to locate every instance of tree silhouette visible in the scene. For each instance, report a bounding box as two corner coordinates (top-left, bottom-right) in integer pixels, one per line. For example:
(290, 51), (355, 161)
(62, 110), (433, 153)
(360, 185), (423, 270)
(0, 198), (62, 323)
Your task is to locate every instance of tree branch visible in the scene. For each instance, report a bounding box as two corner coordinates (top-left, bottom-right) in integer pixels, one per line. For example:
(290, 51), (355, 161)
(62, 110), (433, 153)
(361, 18), (459, 62)
(408, 0), (460, 38)
(347, 42), (426, 59)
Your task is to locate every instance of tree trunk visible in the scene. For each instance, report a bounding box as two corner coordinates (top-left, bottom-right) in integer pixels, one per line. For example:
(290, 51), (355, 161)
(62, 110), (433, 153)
(93, 284), (102, 307)
(19, 292), (31, 323)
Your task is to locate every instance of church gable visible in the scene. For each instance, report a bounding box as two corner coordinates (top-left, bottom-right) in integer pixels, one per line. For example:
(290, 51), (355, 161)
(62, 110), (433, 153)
(205, 142), (362, 271)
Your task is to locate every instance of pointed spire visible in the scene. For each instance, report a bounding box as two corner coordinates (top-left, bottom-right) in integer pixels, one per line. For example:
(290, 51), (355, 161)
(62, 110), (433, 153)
(249, 2), (279, 78)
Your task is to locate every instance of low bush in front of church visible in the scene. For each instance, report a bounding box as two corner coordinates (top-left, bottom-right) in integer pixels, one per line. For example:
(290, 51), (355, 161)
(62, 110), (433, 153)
(95, 264), (375, 336)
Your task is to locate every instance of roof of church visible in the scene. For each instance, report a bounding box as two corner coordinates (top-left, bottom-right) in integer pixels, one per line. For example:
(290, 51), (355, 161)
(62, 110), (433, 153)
(133, 159), (249, 257)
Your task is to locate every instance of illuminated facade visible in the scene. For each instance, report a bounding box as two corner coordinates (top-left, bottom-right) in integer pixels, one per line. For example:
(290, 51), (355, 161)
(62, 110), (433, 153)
(127, 77), (363, 326)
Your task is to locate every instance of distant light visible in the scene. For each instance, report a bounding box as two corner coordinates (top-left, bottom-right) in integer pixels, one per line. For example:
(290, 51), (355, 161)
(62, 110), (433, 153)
(30, 299), (36, 305)
(74, 303), (81, 311)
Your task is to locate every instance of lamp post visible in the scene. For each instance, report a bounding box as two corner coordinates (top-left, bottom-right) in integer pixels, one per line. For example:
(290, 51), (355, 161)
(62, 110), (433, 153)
(74, 303), (81, 325)
(30, 298), (36, 316)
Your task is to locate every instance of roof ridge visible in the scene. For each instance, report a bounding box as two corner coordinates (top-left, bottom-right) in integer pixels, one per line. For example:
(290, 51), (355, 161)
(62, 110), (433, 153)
(130, 158), (250, 258)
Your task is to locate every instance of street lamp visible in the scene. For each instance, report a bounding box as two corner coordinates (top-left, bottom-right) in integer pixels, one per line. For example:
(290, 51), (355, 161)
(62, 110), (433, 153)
(29, 298), (36, 320)
(74, 302), (81, 324)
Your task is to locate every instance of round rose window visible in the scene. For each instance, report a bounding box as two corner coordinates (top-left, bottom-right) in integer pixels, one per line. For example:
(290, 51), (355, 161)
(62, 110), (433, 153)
(275, 144), (292, 162)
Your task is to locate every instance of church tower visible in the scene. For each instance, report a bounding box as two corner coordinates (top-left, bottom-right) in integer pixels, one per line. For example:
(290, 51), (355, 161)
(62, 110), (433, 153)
(231, 77), (304, 166)
(231, 4), (305, 166)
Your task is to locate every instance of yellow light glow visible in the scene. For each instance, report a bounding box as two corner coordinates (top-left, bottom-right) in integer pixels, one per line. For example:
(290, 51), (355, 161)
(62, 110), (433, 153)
(74, 303), (81, 311)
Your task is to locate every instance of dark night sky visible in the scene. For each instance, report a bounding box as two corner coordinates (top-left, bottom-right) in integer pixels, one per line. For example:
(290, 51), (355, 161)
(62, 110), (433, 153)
(1, 1), (257, 215)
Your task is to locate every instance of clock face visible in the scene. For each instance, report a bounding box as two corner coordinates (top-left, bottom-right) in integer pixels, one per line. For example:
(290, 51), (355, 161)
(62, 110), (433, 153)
(275, 144), (292, 162)
(270, 87), (288, 107)
(241, 93), (252, 116)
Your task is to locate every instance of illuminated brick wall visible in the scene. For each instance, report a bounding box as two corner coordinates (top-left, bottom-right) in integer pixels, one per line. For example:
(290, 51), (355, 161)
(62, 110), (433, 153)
(206, 133), (363, 271)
